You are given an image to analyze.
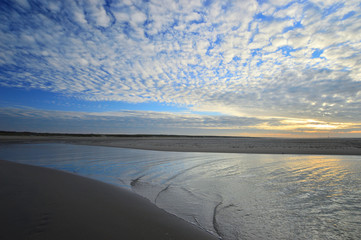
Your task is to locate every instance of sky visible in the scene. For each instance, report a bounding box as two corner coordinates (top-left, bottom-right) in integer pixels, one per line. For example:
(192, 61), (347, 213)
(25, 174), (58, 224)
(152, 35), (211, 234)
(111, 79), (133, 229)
(0, 0), (361, 137)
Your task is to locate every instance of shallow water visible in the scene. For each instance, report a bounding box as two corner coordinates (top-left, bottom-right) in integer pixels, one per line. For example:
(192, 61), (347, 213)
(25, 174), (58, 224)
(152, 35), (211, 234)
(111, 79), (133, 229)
(1, 143), (360, 240)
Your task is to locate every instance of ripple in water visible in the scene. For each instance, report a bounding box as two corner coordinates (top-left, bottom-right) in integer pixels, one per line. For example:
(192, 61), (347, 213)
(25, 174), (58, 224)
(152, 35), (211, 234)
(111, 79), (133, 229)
(0, 143), (360, 240)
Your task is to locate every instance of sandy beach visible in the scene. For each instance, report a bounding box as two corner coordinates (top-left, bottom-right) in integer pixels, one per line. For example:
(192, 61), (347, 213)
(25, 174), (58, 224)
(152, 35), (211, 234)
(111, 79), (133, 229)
(1, 135), (361, 239)
(1, 135), (361, 155)
(0, 159), (217, 240)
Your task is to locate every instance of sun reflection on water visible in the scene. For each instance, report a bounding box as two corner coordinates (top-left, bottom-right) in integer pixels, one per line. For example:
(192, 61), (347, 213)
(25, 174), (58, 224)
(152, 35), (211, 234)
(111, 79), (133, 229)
(280, 155), (350, 198)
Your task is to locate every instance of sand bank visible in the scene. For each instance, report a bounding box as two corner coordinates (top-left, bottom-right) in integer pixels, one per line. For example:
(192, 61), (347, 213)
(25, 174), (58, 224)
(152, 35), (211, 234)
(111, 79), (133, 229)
(0, 159), (217, 240)
(1, 135), (361, 155)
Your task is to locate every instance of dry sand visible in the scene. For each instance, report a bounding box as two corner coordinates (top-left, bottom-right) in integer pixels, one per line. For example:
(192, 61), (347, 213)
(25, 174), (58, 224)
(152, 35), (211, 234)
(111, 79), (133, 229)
(1, 135), (361, 155)
(0, 159), (217, 240)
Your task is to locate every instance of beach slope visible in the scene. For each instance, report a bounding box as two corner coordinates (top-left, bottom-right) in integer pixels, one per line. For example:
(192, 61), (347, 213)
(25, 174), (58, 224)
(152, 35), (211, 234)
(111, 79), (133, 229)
(0, 160), (217, 240)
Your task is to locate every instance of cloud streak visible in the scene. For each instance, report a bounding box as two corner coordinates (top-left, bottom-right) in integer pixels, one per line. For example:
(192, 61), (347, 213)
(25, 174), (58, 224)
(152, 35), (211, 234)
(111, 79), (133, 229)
(0, 0), (361, 131)
(1, 107), (360, 137)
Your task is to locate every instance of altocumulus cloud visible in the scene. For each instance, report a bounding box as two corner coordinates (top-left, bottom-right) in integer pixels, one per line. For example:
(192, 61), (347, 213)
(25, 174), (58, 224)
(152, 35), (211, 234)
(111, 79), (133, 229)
(0, 0), (361, 128)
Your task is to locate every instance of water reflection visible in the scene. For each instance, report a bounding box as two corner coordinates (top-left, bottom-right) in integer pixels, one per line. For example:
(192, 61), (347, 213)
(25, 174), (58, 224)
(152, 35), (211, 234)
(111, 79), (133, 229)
(272, 155), (350, 197)
(0, 143), (360, 240)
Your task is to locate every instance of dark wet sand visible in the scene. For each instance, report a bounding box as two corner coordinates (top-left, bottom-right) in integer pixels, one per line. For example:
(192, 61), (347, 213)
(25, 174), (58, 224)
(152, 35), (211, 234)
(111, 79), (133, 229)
(0, 160), (217, 240)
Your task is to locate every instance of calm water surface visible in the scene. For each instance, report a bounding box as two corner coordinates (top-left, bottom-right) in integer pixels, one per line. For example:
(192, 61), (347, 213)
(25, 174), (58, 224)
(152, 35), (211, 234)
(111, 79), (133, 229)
(0, 143), (360, 240)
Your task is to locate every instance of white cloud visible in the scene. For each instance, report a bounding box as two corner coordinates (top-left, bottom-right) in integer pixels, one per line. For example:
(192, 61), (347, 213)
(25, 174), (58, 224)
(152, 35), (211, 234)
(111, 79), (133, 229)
(273, 2), (303, 21)
(258, 2), (276, 15)
(1, 0), (361, 125)
(268, 0), (292, 7)
(310, 0), (342, 8)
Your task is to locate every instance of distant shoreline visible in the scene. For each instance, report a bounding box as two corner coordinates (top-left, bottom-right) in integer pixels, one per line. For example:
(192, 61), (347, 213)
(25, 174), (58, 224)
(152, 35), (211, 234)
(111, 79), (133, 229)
(1, 132), (361, 155)
(0, 131), (255, 138)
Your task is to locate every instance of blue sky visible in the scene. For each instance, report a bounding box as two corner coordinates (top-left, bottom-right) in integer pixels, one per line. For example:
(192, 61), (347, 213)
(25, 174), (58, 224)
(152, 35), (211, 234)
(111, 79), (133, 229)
(1, 0), (361, 137)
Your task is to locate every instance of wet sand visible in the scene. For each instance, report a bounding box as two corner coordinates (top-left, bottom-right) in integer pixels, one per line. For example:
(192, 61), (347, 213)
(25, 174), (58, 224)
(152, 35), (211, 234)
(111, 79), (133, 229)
(1, 135), (360, 239)
(1, 135), (361, 155)
(0, 159), (217, 240)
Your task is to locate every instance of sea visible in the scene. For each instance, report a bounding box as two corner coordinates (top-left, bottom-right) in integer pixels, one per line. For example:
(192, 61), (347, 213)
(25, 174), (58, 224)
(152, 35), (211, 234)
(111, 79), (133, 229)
(0, 143), (360, 240)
